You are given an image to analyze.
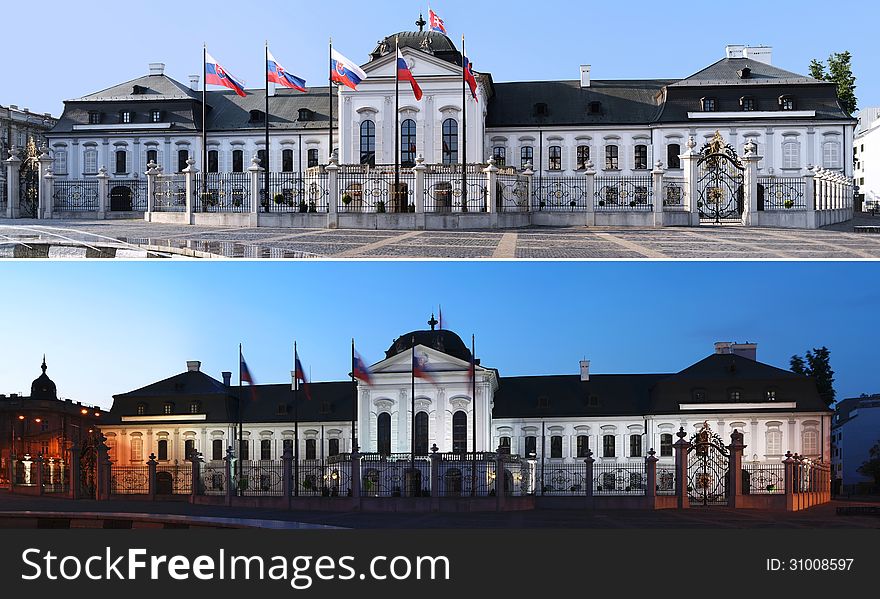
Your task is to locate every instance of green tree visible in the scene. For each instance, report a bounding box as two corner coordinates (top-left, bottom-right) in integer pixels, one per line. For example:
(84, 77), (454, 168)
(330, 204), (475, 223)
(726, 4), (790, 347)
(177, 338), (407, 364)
(856, 441), (880, 487)
(809, 52), (858, 116)
(790, 347), (836, 406)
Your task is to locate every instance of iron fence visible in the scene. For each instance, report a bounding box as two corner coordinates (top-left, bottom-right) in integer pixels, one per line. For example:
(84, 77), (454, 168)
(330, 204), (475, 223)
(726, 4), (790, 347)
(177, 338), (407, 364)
(295, 459), (352, 497)
(52, 179), (99, 212)
(339, 165), (415, 213)
(496, 173), (529, 213)
(110, 465), (150, 495)
(360, 454), (431, 497)
(0, 181), (7, 213)
(436, 457), (498, 497)
(152, 175), (187, 212)
(743, 462), (785, 494)
(193, 173), (252, 213)
(39, 458), (69, 493)
(423, 164), (487, 213)
(108, 179), (147, 211)
(759, 177), (807, 211)
(201, 462), (228, 496)
(663, 179), (687, 211)
(593, 462), (647, 495)
(540, 463), (590, 495)
(261, 172), (329, 213)
(595, 176), (653, 211)
(155, 464), (191, 495)
(533, 176), (591, 211)
(656, 467), (676, 495)
(237, 460), (284, 496)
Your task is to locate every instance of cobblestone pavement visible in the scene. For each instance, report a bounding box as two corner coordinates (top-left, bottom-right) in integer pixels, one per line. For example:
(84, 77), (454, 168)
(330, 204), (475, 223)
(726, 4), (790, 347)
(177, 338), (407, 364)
(2, 217), (880, 259)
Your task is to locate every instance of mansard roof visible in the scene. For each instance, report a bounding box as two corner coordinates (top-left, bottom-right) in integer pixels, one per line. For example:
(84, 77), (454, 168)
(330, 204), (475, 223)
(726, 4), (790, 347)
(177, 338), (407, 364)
(671, 57), (817, 87)
(75, 74), (199, 101)
(205, 86), (337, 132)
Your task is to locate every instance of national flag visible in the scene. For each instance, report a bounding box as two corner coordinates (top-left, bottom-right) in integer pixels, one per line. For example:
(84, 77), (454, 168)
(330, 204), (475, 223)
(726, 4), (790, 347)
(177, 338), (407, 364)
(429, 9), (447, 34)
(239, 349), (258, 402)
(331, 49), (368, 90)
(267, 50), (306, 92)
(467, 352), (475, 381)
(397, 48), (423, 101)
(463, 55), (478, 101)
(205, 52), (247, 97)
(412, 351), (437, 385)
(352, 353), (373, 386)
(294, 352), (312, 401)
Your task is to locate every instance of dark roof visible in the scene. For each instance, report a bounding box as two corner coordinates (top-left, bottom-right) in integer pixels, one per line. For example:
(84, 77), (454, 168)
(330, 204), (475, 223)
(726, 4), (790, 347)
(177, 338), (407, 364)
(385, 329), (473, 363)
(238, 382), (354, 424)
(75, 74), (198, 101)
(30, 358), (57, 401)
(487, 80), (670, 128)
(205, 86), (336, 132)
(671, 58), (817, 87)
(115, 370), (229, 398)
(370, 31), (462, 66)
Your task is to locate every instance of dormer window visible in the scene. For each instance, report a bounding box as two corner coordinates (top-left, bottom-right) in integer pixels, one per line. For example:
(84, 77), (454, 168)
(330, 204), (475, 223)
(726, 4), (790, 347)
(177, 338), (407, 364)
(120, 111), (132, 124)
(132, 85), (147, 95)
(740, 97), (756, 111)
(701, 98), (717, 112)
(163, 402), (174, 415)
(537, 396), (550, 408)
(189, 401), (201, 414)
(298, 108), (313, 122)
(693, 389), (707, 402)
(320, 401), (332, 415)
(249, 109), (265, 123)
(779, 96), (795, 111)
(737, 67), (751, 79)
(276, 403), (288, 416)
(533, 103), (549, 117)
(88, 111), (101, 125)
(136, 403), (147, 416)
(766, 390), (777, 401)
(151, 110), (162, 123)
(729, 390), (742, 401)
(588, 101), (602, 115)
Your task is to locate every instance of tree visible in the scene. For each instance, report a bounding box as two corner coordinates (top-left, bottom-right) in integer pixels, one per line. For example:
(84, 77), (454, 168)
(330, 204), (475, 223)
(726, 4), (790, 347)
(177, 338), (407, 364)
(790, 347), (836, 406)
(857, 441), (880, 487)
(809, 52), (858, 116)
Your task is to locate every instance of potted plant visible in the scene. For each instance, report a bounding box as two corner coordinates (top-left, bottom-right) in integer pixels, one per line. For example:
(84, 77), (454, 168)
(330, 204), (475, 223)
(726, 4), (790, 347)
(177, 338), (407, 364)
(376, 200), (386, 213)
(309, 201), (318, 214)
(342, 193), (353, 208)
(539, 200), (547, 210)
(274, 193), (285, 205)
(569, 200), (577, 209)
(784, 200), (794, 209)
(598, 200), (606, 207)
(298, 199), (308, 213)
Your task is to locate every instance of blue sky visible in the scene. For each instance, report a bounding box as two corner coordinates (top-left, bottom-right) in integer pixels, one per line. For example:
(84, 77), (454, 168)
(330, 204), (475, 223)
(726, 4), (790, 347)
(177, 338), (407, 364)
(0, 261), (876, 409)
(5, 0), (877, 117)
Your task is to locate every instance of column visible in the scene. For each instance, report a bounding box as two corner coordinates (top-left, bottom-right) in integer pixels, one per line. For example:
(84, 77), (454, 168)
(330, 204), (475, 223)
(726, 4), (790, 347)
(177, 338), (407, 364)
(741, 140), (761, 226)
(645, 449), (658, 507)
(35, 455), (44, 496)
(673, 427), (690, 509)
(224, 446), (234, 507)
(96, 166), (109, 219)
(96, 437), (110, 501)
(726, 429), (745, 508)
(5, 151), (22, 218)
(783, 451), (795, 511)
(430, 449), (441, 512)
(804, 168), (817, 229)
(485, 157), (499, 215)
(522, 163), (535, 212)
(183, 157), (197, 225)
(652, 160), (664, 227)
(583, 449), (594, 509)
(247, 154), (262, 225)
(69, 442), (81, 500)
(38, 148), (54, 220)
(413, 155), (426, 229)
(584, 161), (596, 226)
(282, 444), (293, 508)
(325, 153), (339, 229)
(495, 452), (506, 512)
(680, 136), (700, 226)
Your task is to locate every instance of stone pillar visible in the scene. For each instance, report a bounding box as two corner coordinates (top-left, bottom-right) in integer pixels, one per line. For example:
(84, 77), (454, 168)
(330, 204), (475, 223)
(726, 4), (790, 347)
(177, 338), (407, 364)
(224, 446), (234, 507)
(413, 155), (426, 230)
(741, 140), (761, 226)
(645, 448), (658, 507)
(430, 446), (441, 512)
(673, 427), (691, 509)
(282, 445), (293, 508)
(680, 137), (700, 226)
(69, 442), (81, 500)
(190, 451), (202, 504)
(38, 147), (54, 220)
(522, 163), (535, 213)
(652, 160), (665, 227)
(183, 157), (197, 225)
(350, 449), (361, 511)
(485, 157), (499, 217)
(147, 453), (157, 501)
(34, 454), (44, 496)
(96, 166), (109, 219)
(783, 451), (795, 511)
(726, 429), (746, 508)
(584, 161), (597, 227)
(145, 161), (159, 221)
(804, 167), (817, 229)
(247, 154), (263, 227)
(5, 150), (21, 219)
(495, 451), (506, 512)
(325, 153), (339, 230)
(583, 449), (595, 509)
(96, 437), (110, 500)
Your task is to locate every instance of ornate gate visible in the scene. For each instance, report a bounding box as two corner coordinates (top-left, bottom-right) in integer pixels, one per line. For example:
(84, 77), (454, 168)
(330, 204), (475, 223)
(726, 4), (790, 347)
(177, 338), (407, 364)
(687, 422), (729, 506)
(19, 138), (40, 218)
(697, 131), (744, 225)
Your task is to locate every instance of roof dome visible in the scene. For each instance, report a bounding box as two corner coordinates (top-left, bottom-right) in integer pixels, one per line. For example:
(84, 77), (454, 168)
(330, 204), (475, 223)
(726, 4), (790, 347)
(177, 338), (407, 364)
(30, 356), (57, 400)
(370, 30), (462, 66)
(385, 316), (473, 363)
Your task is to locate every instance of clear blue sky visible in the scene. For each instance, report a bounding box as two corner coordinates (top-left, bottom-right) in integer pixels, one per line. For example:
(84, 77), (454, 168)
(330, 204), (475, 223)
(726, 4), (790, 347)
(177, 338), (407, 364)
(5, 0), (877, 117)
(0, 261), (876, 410)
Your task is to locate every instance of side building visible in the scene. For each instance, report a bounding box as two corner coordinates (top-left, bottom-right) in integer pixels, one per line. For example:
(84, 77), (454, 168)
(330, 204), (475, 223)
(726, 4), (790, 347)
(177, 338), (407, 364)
(854, 107), (880, 210)
(831, 393), (880, 494)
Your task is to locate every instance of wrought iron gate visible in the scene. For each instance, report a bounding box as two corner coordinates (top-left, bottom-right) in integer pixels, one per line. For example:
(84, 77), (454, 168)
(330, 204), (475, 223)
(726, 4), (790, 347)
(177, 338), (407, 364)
(19, 139), (40, 218)
(697, 132), (744, 225)
(687, 423), (729, 506)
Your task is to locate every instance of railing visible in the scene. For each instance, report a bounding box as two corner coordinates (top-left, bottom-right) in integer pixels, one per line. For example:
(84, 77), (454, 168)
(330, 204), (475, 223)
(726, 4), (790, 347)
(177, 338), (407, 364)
(759, 177), (806, 211)
(0, 182), (7, 213)
(662, 179), (687, 211)
(594, 176), (653, 211)
(656, 466), (676, 495)
(201, 462), (227, 496)
(261, 172), (329, 214)
(496, 172), (529, 213)
(339, 165), (415, 213)
(152, 175), (187, 212)
(540, 462), (590, 495)
(108, 179), (147, 211)
(593, 462), (647, 495)
(193, 173), (252, 213)
(110, 465), (150, 495)
(423, 164), (487, 213)
(237, 460), (284, 496)
(743, 462), (785, 494)
(52, 179), (99, 212)
(436, 456), (498, 497)
(296, 459), (351, 497)
(532, 176), (591, 212)
(155, 464), (191, 495)
(360, 454), (431, 497)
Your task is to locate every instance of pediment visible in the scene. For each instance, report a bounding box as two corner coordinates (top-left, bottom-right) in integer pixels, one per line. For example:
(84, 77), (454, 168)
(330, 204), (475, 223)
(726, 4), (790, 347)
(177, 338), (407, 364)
(361, 48), (464, 79)
(371, 344), (475, 375)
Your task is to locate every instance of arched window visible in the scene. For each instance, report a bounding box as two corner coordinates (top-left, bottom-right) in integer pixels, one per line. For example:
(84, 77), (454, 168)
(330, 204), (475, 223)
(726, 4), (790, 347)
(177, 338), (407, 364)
(360, 120), (376, 166)
(212, 439), (223, 461)
(493, 146), (506, 166)
(157, 439), (169, 461)
(83, 149), (98, 174)
(114, 150), (127, 174)
(548, 145), (562, 171)
(401, 119), (417, 167)
(282, 149), (294, 172)
(660, 433), (673, 457)
(550, 435), (563, 458)
(442, 118), (458, 164)
(452, 410), (467, 454)
(130, 437), (143, 462)
(305, 439), (317, 460)
(521, 146), (534, 169)
(782, 139), (801, 169)
(629, 434), (642, 457)
(603, 434), (615, 457)
(177, 149), (189, 173)
(377, 413), (391, 455)
(415, 411), (429, 456)
(232, 149), (244, 173)
(185, 439), (195, 461)
(823, 140), (841, 169)
(667, 144), (681, 169)
(576, 435), (589, 457)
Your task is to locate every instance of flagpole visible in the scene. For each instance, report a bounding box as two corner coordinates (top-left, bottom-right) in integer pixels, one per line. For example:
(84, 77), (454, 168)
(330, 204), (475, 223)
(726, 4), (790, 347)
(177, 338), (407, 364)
(471, 334), (477, 497)
(351, 339), (357, 453)
(461, 35), (468, 213)
(265, 41), (270, 214)
(395, 36), (401, 213)
(293, 342), (299, 498)
(328, 38), (333, 164)
(202, 44), (208, 194)
(411, 339), (416, 496)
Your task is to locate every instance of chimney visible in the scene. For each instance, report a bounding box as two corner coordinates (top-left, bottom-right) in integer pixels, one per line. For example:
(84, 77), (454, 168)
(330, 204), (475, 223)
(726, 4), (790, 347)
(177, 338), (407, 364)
(714, 342), (757, 361)
(149, 62), (165, 76)
(186, 360), (201, 372)
(744, 46), (773, 66)
(580, 360), (591, 382)
(189, 75), (200, 91)
(222, 372), (232, 386)
(726, 45), (746, 59)
(580, 65), (591, 88)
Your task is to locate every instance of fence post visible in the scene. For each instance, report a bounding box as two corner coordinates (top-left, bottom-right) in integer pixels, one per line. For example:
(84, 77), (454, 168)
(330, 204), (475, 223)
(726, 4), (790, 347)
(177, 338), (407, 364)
(413, 155), (426, 230)
(783, 451), (795, 511)
(673, 427), (690, 509)
(680, 137), (700, 226)
(145, 161), (158, 222)
(485, 157), (499, 217)
(96, 166), (109, 219)
(325, 153), (339, 230)
(5, 150), (21, 218)
(350, 449), (361, 511)
(652, 160), (665, 227)
(42, 168), (54, 220)
(282, 445), (293, 509)
(69, 442), (81, 500)
(584, 161), (596, 227)
(96, 436), (110, 500)
(726, 429), (745, 508)
(645, 448), (658, 508)
(522, 162), (535, 214)
(37, 147), (53, 220)
(144, 452), (156, 501)
(224, 446), (234, 507)
(803, 168), (817, 229)
(495, 452), (506, 512)
(584, 450), (594, 509)
(248, 155), (263, 227)
(183, 158), (197, 225)
(190, 451), (202, 504)
(430, 446), (441, 512)
(741, 140), (761, 227)
(35, 454), (44, 496)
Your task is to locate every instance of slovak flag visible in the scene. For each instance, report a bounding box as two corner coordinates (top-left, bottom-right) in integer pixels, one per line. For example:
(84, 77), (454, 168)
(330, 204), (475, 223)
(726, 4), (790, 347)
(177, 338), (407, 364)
(412, 351), (437, 386)
(205, 52), (247, 97)
(267, 50), (306, 92)
(397, 49), (423, 101)
(463, 55), (478, 101)
(331, 49), (368, 90)
(240, 349), (258, 402)
(294, 352), (312, 401)
(352, 353), (373, 386)
(429, 9), (447, 34)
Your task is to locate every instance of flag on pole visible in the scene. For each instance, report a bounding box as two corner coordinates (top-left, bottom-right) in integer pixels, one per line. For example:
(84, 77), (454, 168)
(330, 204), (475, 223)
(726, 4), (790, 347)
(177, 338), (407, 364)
(267, 49), (306, 92)
(428, 9), (447, 34)
(397, 49), (423, 101)
(352, 353), (373, 386)
(239, 349), (258, 401)
(463, 54), (478, 101)
(331, 49), (368, 90)
(412, 351), (437, 386)
(205, 52), (247, 97)
(294, 351), (312, 401)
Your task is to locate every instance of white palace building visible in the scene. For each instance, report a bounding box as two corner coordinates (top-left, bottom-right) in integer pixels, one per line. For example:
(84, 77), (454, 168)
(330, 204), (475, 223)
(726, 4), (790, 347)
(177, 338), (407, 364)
(7, 24), (854, 229)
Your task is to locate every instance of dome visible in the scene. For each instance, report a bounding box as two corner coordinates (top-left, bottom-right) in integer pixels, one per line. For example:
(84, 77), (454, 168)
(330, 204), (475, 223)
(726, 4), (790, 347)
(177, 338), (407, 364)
(385, 317), (473, 363)
(30, 356), (57, 400)
(370, 30), (462, 66)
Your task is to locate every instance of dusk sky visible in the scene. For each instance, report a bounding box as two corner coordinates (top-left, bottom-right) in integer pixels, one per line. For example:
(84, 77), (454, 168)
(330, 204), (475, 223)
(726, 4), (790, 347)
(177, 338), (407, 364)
(4, 0), (877, 117)
(0, 261), (876, 410)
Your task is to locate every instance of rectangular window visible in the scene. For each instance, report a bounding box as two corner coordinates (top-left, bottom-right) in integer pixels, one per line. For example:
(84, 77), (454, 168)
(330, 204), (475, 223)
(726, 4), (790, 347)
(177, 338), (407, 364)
(667, 144), (681, 169)
(823, 142), (841, 169)
(493, 147), (506, 167)
(146, 149), (158, 168)
(257, 149), (268, 171)
(54, 150), (68, 174)
(185, 439), (195, 460)
(702, 98), (716, 112)
(605, 145), (619, 170)
(603, 434), (615, 458)
(305, 439), (317, 460)
(308, 149), (319, 168)
(499, 437), (511, 455)
(151, 110), (162, 123)
(260, 439), (271, 461)
(115, 150), (127, 174)
(157, 440), (168, 461)
(521, 146), (533, 169)
(282, 149), (294, 172)
(767, 430), (782, 455)
(282, 439), (293, 455)
(212, 439), (224, 461)
(88, 112), (101, 125)
(130, 438), (143, 462)
(328, 438), (340, 457)
(550, 435), (563, 458)
(576, 145), (590, 170)
(630, 434), (642, 458)
(177, 149), (189, 173)
(548, 146), (562, 171)
(780, 97), (795, 111)
(660, 434), (673, 457)
(232, 149), (244, 173)
(83, 149), (98, 174)
(634, 145), (648, 170)
(524, 435), (537, 457)
(576, 435), (589, 458)
(742, 98), (756, 111)
(239, 440), (249, 461)
(207, 150), (218, 173)
(121, 111), (132, 124)
(783, 141), (800, 169)
(163, 403), (173, 415)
